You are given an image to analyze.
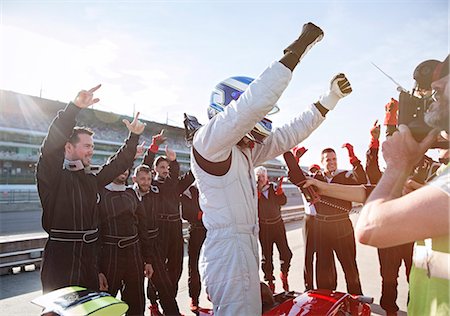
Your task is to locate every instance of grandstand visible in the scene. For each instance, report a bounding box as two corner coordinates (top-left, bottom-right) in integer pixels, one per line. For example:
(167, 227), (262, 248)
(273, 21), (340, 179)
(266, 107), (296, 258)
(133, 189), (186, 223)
(0, 89), (288, 184)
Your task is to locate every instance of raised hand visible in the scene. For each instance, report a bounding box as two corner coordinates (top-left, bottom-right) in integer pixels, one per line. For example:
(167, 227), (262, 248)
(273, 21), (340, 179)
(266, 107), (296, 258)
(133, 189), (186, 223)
(331, 73), (352, 97)
(74, 84), (101, 109)
(275, 176), (284, 195)
(123, 112), (146, 135)
(293, 146), (308, 159)
(134, 141), (146, 159)
(342, 143), (355, 154)
(152, 129), (167, 147)
(318, 73), (352, 111)
(370, 120), (381, 140)
(165, 145), (176, 161)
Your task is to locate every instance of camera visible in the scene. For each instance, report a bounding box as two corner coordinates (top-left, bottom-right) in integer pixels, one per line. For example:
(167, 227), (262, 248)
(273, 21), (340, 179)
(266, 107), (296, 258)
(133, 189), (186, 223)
(397, 59), (440, 142)
(397, 91), (433, 142)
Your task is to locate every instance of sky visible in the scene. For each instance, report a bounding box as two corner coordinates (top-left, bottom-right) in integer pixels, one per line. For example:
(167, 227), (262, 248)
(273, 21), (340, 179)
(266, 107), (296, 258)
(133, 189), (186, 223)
(0, 0), (448, 170)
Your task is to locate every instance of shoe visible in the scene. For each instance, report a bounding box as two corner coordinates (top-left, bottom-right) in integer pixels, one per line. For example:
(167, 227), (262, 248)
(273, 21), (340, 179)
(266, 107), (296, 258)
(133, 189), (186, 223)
(280, 272), (289, 292)
(268, 280), (275, 293)
(190, 298), (199, 312)
(284, 22), (324, 61)
(149, 304), (162, 316)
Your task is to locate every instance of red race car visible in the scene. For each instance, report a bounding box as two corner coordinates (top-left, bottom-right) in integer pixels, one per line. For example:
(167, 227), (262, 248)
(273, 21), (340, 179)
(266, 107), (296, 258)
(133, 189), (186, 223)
(198, 287), (373, 316)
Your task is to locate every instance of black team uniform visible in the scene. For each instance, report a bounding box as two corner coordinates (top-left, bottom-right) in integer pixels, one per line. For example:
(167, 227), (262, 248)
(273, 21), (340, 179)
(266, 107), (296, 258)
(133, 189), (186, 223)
(257, 182), (292, 292)
(143, 150), (193, 295)
(137, 179), (181, 316)
(181, 185), (206, 310)
(314, 160), (366, 295)
(366, 135), (413, 315)
(140, 147), (192, 315)
(98, 182), (151, 316)
(36, 102), (138, 293)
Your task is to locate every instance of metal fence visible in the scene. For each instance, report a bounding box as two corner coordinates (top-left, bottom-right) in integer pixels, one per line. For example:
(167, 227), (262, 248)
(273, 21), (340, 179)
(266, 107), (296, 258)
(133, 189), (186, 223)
(0, 206), (305, 275)
(0, 190), (40, 203)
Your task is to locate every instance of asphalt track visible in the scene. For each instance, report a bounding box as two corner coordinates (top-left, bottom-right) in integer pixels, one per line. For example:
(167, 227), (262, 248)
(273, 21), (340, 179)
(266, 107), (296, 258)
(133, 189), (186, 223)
(0, 213), (408, 315)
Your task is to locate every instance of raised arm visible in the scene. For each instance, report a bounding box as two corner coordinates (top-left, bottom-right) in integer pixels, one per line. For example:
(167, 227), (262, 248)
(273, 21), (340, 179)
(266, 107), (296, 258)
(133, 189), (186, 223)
(96, 112), (145, 187)
(365, 120), (383, 184)
(274, 177), (287, 206)
(342, 143), (368, 184)
(165, 146), (180, 188)
(37, 85), (101, 231)
(193, 62), (293, 162)
(178, 170), (195, 195)
(252, 74), (352, 165)
(142, 129), (166, 167)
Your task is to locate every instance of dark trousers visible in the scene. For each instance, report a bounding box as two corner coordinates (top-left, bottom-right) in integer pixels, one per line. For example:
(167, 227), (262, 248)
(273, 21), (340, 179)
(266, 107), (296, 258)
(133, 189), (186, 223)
(41, 240), (99, 293)
(378, 243), (414, 313)
(158, 219), (184, 294)
(187, 225), (206, 300)
(100, 244), (145, 316)
(146, 242), (180, 315)
(259, 220), (293, 282)
(316, 218), (362, 295)
(303, 215), (336, 291)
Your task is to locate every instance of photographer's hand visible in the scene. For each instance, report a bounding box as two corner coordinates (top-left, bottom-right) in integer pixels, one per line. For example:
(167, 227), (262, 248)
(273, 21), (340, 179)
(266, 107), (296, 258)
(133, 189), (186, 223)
(402, 178), (424, 195)
(382, 125), (439, 173)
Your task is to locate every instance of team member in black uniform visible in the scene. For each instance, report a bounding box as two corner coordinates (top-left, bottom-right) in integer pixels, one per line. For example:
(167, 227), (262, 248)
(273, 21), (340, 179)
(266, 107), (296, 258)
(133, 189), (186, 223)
(144, 143), (194, 296)
(36, 85), (146, 293)
(314, 147), (366, 295)
(98, 168), (153, 316)
(133, 164), (181, 316)
(136, 132), (183, 316)
(255, 166), (292, 293)
(181, 183), (207, 312)
(366, 120), (414, 316)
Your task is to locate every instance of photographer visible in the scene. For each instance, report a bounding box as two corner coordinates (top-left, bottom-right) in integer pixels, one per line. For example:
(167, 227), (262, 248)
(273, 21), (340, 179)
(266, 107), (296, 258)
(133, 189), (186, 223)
(356, 55), (449, 315)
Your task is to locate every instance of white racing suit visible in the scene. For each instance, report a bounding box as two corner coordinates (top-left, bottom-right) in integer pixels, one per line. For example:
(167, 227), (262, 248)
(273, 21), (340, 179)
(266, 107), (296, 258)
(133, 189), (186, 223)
(191, 61), (325, 315)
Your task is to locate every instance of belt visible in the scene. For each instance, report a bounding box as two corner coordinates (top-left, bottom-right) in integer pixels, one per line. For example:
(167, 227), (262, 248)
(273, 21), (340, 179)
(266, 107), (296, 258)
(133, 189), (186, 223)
(315, 213), (349, 222)
(49, 228), (99, 243)
(206, 224), (259, 239)
(102, 234), (139, 248)
(259, 215), (282, 225)
(147, 228), (159, 239)
(158, 213), (181, 222)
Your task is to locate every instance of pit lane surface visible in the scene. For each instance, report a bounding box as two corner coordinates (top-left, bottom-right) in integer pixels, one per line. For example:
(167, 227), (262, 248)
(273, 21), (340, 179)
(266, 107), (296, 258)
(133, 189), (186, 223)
(0, 213), (408, 315)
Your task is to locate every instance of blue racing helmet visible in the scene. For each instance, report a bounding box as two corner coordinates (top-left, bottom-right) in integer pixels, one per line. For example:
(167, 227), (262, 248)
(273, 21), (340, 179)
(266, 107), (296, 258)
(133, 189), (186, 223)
(208, 76), (276, 144)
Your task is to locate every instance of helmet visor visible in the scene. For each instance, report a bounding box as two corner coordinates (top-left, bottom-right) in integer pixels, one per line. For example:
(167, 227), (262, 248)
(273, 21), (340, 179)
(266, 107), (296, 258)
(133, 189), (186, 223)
(247, 117), (272, 144)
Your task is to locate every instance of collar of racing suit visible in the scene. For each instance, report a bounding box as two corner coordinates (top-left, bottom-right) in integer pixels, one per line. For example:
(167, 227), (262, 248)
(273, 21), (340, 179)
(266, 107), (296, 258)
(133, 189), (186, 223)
(105, 182), (127, 192)
(63, 159), (102, 175)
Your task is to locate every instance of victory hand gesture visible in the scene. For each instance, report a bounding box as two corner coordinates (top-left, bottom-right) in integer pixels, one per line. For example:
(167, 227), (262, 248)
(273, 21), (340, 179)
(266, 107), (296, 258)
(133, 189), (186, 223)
(123, 112), (146, 135)
(74, 84), (101, 109)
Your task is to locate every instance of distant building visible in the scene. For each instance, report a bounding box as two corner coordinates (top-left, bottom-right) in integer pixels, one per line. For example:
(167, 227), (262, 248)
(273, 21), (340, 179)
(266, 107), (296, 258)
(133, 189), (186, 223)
(0, 90), (287, 184)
